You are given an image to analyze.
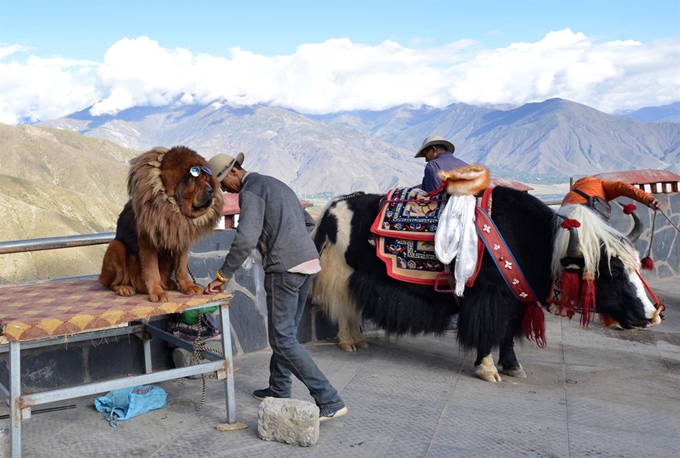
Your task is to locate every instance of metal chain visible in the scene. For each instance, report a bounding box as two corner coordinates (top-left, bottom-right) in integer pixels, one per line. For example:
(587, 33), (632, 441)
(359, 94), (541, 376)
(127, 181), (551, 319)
(192, 309), (207, 411)
(188, 265), (197, 284)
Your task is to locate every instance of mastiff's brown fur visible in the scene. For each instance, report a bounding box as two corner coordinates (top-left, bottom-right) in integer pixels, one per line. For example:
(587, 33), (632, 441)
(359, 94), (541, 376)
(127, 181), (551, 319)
(100, 146), (223, 302)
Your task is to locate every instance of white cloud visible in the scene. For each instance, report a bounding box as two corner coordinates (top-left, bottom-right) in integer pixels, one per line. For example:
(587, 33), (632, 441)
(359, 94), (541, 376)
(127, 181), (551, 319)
(0, 43), (31, 59)
(1, 29), (679, 125)
(0, 45), (99, 124)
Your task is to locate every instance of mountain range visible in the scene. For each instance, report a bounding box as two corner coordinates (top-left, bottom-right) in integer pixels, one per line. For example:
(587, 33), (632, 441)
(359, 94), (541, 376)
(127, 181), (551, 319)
(39, 98), (680, 195)
(620, 101), (680, 123)
(2, 96), (678, 283)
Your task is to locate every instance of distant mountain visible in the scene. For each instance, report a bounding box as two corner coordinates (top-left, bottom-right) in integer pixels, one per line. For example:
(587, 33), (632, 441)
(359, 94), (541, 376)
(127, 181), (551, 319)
(40, 104), (424, 195)
(620, 101), (680, 123)
(39, 98), (680, 194)
(310, 99), (680, 177)
(0, 123), (140, 283)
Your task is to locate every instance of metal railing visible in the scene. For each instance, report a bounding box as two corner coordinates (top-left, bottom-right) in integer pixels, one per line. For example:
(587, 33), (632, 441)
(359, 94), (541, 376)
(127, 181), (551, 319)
(0, 232), (115, 255)
(0, 198), (565, 256)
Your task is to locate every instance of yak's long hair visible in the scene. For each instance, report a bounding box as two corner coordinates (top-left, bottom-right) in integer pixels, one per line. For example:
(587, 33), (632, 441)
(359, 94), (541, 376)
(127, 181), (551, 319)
(127, 147), (223, 253)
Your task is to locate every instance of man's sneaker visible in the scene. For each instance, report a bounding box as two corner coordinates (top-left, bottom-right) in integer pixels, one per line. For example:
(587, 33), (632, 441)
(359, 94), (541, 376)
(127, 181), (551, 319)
(319, 405), (348, 422)
(252, 388), (282, 401)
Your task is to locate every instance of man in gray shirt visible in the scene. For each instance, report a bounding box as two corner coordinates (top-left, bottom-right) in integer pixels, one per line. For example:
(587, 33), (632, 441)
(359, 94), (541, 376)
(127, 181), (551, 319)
(204, 152), (348, 421)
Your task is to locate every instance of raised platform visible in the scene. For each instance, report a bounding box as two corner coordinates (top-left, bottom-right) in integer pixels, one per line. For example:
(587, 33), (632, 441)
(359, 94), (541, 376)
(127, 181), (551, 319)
(0, 277), (237, 458)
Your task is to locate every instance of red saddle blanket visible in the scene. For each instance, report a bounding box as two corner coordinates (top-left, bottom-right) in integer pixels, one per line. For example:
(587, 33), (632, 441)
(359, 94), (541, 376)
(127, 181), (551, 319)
(370, 187), (449, 285)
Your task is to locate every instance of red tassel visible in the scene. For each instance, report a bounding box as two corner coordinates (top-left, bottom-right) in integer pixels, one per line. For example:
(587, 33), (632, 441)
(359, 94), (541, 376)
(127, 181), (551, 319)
(580, 273), (597, 327)
(523, 302), (546, 348)
(560, 270), (581, 316)
(622, 204), (637, 215)
(641, 257), (654, 270)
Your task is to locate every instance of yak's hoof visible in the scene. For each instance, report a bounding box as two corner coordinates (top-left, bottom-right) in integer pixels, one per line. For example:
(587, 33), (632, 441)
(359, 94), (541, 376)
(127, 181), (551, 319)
(338, 342), (357, 352)
(476, 369), (502, 383)
(355, 340), (369, 349)
(475, 354), (502, 382)
(502, 364), (527, 379)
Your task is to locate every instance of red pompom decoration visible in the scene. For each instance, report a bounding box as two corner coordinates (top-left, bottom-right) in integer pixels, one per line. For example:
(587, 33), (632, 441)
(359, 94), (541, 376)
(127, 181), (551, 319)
(641, 256), (654, 270)
(560, 219), (581, 230)
(622, 204), (637, 215)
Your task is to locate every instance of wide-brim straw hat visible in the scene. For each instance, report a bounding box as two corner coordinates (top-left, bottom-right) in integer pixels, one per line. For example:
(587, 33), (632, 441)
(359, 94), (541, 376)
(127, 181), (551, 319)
(415, 135), (455, 158)
(209, 152), (245, 182)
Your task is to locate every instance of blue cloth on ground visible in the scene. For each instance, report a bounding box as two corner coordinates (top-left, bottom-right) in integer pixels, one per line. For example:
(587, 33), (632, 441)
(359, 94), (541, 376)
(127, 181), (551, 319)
(94, 385), (167, 427)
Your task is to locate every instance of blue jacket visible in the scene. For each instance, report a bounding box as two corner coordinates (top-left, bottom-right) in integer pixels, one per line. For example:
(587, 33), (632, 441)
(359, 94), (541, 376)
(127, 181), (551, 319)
(421, 152), (468, 192)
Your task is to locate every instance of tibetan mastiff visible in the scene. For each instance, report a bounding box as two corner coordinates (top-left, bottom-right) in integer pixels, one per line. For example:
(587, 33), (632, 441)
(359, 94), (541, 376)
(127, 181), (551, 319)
(100, 146), (224, 302)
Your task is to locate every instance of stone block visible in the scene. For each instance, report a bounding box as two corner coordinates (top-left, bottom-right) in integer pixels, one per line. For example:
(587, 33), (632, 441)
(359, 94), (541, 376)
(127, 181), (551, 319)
(257, 397), (319, 446)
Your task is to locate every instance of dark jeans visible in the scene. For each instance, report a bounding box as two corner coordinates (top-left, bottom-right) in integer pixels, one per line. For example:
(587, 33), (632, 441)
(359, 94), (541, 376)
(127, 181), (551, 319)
(264, 271), (344, 410)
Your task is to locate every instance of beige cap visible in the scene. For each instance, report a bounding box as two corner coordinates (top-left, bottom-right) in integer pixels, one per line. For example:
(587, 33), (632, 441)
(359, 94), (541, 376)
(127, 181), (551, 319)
(415, 135), (455, 158)
(209, 152), (245, 181)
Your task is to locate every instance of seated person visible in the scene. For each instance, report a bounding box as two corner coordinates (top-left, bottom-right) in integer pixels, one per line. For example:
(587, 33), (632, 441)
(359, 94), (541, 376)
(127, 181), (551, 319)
(415, 135), (468, 193)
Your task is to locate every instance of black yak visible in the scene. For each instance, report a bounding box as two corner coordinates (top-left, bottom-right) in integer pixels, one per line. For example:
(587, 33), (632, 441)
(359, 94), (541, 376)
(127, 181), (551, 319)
(311, 186), (661, 382)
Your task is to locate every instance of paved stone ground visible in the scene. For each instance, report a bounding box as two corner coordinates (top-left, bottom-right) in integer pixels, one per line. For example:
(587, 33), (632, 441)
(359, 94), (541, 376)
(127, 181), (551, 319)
(2, 277), (679, 458)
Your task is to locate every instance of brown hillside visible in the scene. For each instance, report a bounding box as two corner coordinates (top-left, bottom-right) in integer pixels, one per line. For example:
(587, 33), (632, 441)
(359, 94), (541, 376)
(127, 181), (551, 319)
(0, 123), (141, 283)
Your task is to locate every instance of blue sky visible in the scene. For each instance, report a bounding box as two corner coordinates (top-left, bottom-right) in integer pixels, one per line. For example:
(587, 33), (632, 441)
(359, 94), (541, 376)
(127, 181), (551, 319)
(3, 0), (679, 59)
(1, 0), (679, 124)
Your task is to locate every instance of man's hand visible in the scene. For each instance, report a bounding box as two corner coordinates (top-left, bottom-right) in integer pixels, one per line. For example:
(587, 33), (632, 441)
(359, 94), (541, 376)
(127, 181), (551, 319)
(204, 279), (226, 294)
(649, 198), (662, 210)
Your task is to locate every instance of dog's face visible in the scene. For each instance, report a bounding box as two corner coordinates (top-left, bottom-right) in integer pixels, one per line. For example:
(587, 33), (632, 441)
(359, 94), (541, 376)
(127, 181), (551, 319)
(160, 146), (221, 219)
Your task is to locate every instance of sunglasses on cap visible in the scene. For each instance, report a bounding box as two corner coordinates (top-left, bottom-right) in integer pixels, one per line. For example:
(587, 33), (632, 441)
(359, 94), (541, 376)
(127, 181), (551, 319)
(189, 166), (212, 177)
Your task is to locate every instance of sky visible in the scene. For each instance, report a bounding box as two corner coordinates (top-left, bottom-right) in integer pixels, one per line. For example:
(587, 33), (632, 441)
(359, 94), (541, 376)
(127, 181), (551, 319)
(1, 0), (679, 125)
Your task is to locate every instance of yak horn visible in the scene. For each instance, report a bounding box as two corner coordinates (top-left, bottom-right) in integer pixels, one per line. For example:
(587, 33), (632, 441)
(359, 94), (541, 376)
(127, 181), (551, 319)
(616, 202), (643, 243)
(566, 226), (582, 258)
(627, 210), (643, 243)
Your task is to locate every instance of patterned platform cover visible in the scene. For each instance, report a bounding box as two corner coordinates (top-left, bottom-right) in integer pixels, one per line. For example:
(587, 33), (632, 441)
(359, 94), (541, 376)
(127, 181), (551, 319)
(0, 277), (230, 342)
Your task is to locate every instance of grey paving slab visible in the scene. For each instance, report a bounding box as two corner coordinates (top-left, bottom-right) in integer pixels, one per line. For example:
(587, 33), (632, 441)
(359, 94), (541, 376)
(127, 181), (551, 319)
(1, 277), (678, 458)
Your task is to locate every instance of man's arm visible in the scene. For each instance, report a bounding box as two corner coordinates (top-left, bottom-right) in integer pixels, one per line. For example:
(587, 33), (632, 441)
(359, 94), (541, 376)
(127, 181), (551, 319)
(602, 180), (662, 210)
(217, 190), (266, 281)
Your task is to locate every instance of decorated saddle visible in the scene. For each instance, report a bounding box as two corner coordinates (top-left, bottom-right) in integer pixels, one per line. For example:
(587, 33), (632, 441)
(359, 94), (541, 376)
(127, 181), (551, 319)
(369, 165), (537, 300)
(369, 164), (492, 286)
(370, 186), (449, 285)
